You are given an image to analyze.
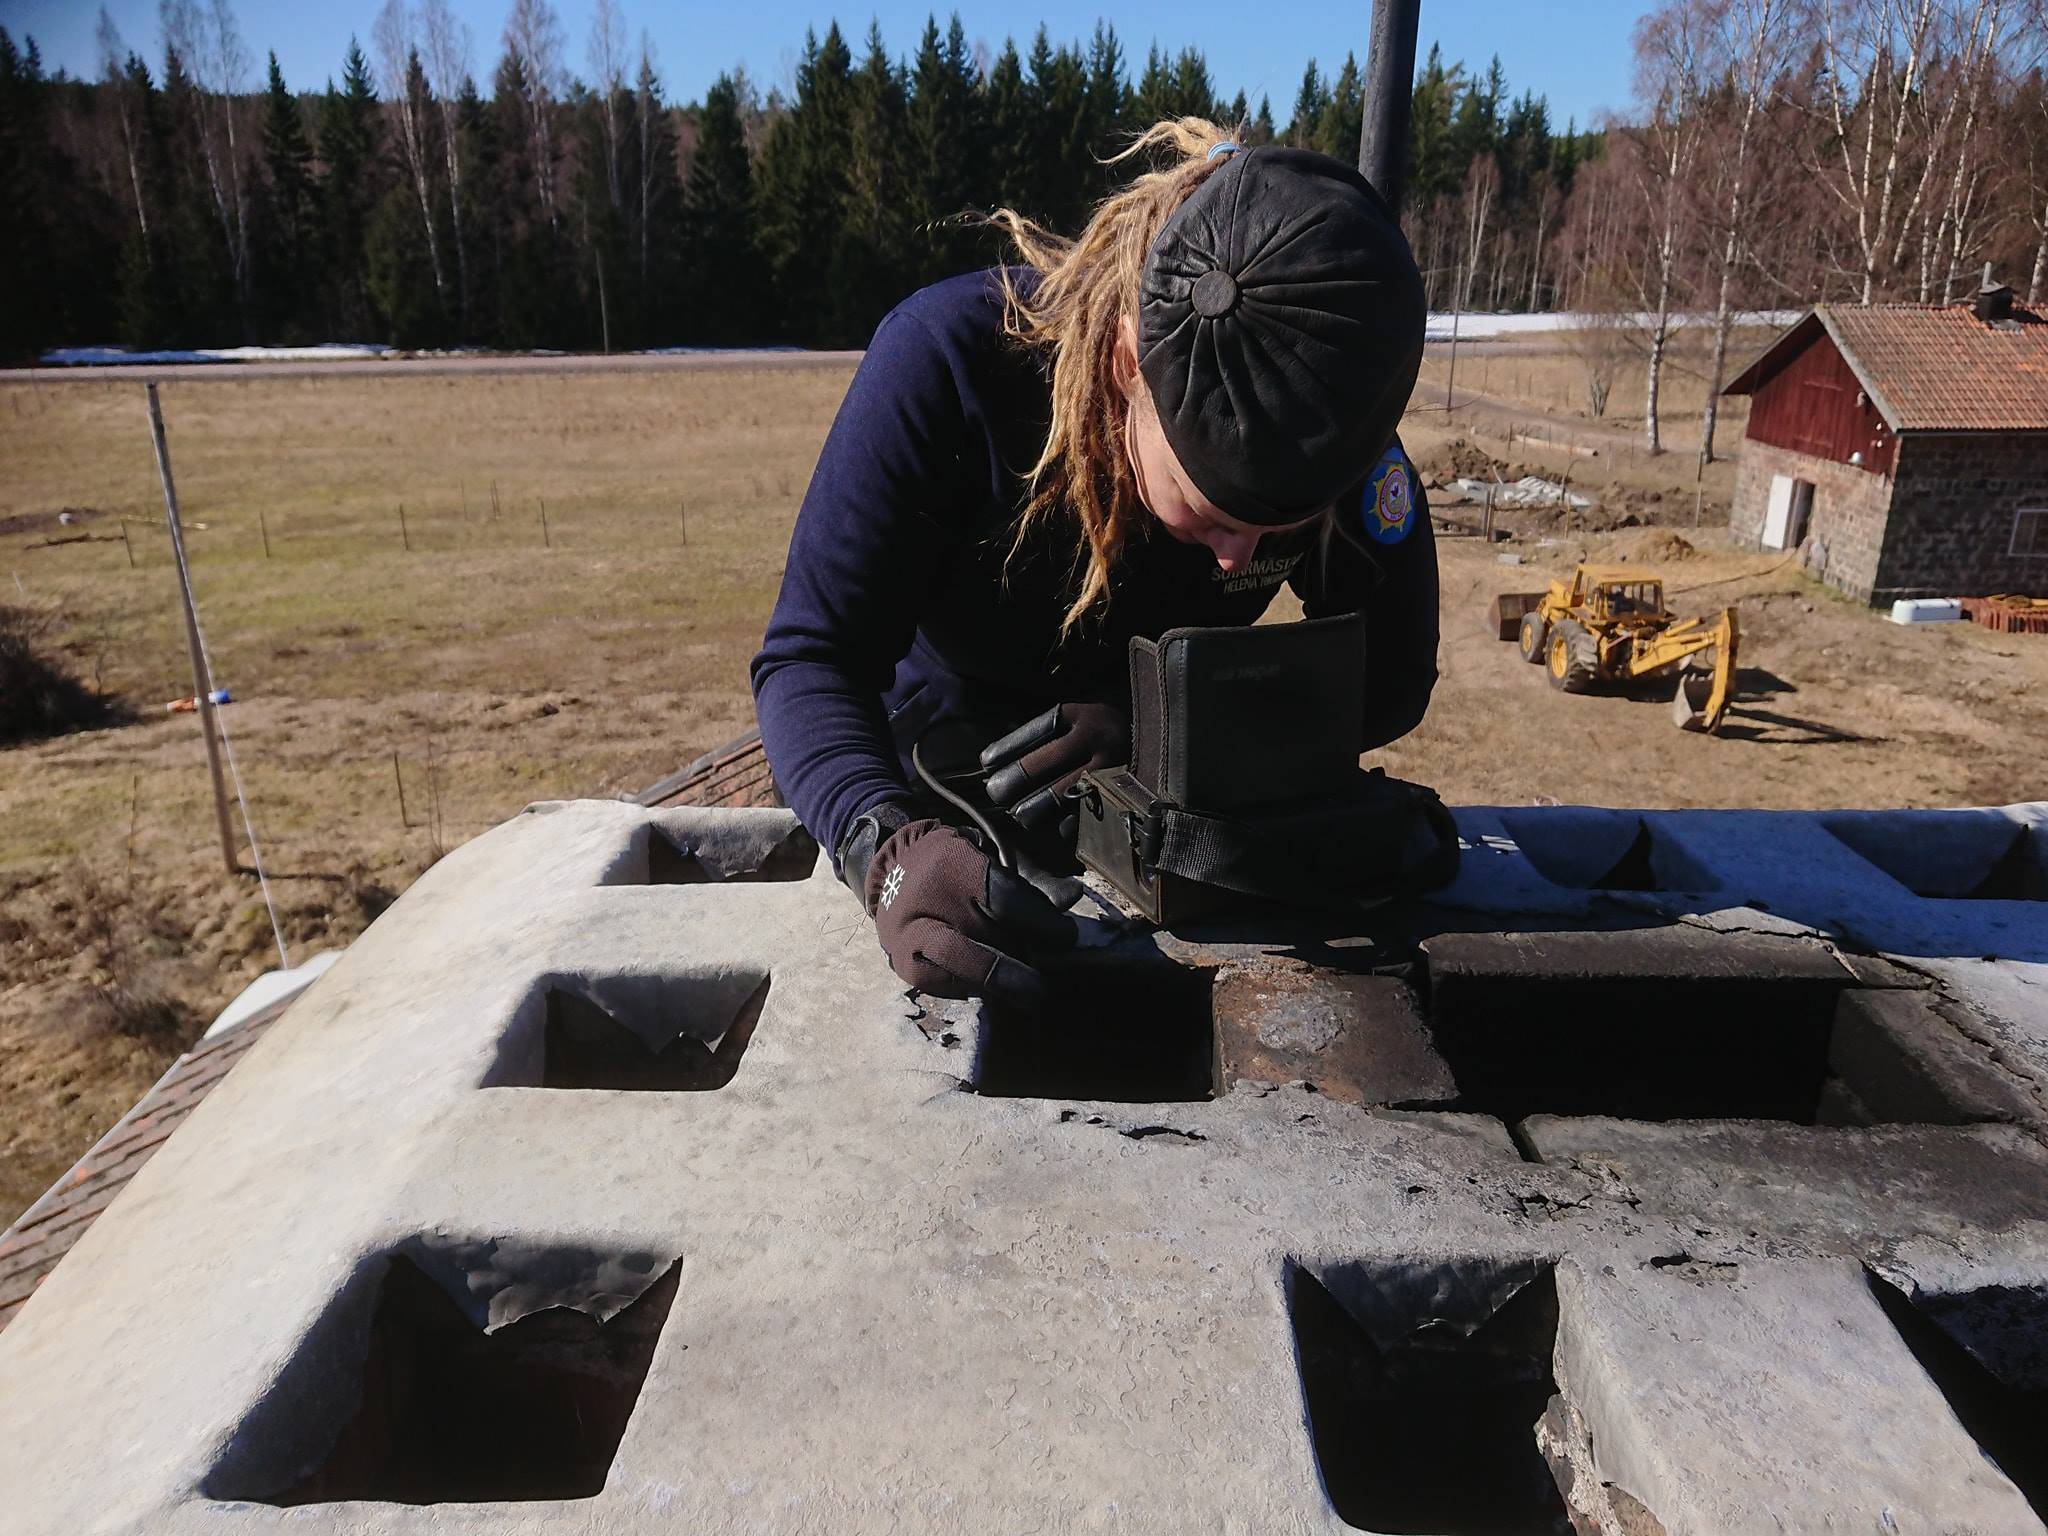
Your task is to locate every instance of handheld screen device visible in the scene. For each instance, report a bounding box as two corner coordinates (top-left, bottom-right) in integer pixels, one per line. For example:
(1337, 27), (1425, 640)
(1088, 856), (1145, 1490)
(1073, 617), (1458, 926)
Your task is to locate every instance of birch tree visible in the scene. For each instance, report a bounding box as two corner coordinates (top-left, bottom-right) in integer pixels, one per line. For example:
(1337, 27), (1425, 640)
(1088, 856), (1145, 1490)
(586, 0), (625, 214)
(1806, 0), (1940, 300)
(97, 9), (150, 244)
(1630, 3), (1706, 452)
(160, 0), (253, 325)
(1698, 0), (1791, 463)
(503, 0), (563, 230)
(419, 0), (471, 334)
(373, 0), (443, 309)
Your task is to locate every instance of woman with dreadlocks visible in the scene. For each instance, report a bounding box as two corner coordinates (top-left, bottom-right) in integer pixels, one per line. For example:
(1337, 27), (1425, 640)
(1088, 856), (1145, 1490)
(751, 119), (1434, 1004)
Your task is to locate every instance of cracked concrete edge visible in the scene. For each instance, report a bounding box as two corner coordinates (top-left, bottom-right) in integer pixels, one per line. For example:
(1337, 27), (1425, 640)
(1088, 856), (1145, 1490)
(1553, 1257), (2046, 1535)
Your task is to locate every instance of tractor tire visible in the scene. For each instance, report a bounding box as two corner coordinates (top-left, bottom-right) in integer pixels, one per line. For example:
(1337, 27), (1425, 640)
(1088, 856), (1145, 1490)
(1546, 619), (1599, 694)
(1518, 610), (1549, 663)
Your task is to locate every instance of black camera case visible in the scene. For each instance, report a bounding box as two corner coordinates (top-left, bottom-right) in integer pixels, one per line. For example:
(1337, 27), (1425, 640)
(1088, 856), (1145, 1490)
(1076, 616), (1458, 924)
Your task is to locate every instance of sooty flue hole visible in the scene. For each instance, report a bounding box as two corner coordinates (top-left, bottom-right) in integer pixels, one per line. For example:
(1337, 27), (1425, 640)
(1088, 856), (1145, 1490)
(645, 827), (817, 884)
(542, 978), (768, 1091)
(1291, 1265), (1570, 1534)
(1869, 1276), (2048, 1517)
(1825, 818), (2045, 902)
(974, 955), (1216, 1103)
(1426, 970), (1852, 1124)
(238, 1257), (679, 1506)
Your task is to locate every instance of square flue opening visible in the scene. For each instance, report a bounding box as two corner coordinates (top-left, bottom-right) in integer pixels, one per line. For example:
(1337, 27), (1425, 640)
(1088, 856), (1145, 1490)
(974, 953), (1216, 1103)
(1499, 811), (1718, 893)
(1290, 1262), (1570, 1534)
(644, 824), (817, 884)
(539, 977), (769, 1091)
(209, 1249), (680, 1506)
(1869, 1274), (2048, 1518)
(1425, 968), (1850, 1123)
(1825, 816), (2045, 901)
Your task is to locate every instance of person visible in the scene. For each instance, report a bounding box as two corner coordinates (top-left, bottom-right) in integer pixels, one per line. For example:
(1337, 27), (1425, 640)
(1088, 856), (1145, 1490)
(751, 118), (1435, 1006)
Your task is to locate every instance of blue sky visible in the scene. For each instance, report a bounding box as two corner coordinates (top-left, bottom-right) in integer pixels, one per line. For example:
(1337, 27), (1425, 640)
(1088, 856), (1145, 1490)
(7, 0), (1641, 130)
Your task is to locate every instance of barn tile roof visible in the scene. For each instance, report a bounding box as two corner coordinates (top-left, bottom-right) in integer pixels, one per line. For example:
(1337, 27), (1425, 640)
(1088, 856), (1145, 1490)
(1726, 300), (2048, 432)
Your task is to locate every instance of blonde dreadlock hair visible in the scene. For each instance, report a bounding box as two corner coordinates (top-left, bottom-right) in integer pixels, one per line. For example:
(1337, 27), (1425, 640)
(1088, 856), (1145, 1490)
(988, 117), (1246, 636)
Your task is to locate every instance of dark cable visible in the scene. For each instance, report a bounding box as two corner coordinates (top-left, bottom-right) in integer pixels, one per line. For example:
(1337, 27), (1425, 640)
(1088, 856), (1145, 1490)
(913, 737), (1016, 870)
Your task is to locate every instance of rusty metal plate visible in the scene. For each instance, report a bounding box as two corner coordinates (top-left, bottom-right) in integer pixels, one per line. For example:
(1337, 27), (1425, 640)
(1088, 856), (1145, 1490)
(1212, 957), (1455, 1107)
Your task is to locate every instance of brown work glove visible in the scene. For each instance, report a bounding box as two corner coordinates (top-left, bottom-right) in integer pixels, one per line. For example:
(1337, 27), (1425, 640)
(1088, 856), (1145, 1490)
(864, 819), (1075, 1005)
(980, 702), (1130, 840)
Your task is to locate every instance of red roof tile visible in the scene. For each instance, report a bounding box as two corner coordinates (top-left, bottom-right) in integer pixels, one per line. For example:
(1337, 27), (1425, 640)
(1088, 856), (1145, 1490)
(632, 729), (782, 810)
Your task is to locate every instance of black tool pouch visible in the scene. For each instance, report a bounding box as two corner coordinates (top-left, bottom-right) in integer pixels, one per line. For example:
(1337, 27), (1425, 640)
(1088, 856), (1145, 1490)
(1076, 617), (1459, 922)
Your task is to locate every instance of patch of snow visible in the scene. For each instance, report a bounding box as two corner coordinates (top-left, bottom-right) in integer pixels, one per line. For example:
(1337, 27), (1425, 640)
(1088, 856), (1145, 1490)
(1424, 309), (1802, 341)
(637, 344), (809, 355)
(41, 342), (392, 366)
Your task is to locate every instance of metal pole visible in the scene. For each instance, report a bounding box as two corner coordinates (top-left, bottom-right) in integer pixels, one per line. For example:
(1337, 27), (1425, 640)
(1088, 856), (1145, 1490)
(1445, 300), (1461, 412)
(145, 383), (238, 874)
(1358, 0), (1422, 215)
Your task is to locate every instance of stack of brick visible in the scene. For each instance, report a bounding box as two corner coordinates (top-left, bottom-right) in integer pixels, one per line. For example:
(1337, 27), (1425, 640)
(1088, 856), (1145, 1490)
(1962, 593), (2048, 635)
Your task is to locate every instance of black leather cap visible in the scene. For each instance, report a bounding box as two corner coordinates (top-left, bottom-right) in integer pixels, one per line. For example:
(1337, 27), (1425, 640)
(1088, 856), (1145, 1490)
(1138, 146), (1425, 526)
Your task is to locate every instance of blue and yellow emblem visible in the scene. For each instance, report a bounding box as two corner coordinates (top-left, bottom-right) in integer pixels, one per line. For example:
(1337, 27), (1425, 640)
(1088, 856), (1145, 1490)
(1362, 449), (1414, 545)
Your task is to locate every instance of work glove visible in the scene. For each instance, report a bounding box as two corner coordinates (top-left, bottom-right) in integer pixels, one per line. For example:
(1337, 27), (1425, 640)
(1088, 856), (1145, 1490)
(864, 818), (1075, 1005)
(979, 701), (1130, 842)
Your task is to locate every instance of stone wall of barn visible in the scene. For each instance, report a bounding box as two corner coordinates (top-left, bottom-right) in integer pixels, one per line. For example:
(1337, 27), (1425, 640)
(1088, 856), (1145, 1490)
(1729, 438), (1895, 602)
(1878, 431), (2048, 601)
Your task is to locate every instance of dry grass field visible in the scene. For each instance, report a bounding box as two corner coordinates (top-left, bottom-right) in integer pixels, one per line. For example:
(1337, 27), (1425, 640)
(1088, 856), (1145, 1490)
(3, 333), (2045, 1223)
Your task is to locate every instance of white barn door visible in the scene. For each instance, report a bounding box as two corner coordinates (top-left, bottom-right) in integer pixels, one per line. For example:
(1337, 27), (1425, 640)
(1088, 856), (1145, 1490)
(1762, 474), (1795, 549)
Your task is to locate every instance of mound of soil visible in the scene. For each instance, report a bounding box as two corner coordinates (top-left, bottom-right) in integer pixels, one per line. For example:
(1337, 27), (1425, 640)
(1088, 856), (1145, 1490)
(1418, 437), (1508, 484)
(1596, 528), (1700, 565)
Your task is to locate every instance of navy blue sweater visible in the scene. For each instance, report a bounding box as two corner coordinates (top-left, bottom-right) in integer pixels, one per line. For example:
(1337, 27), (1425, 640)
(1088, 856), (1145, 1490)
(750, 270), (1439, 861)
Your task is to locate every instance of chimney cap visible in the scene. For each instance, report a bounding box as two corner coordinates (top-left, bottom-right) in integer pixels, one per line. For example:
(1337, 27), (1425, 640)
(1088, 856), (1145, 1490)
(1973, 272), (2015, 323)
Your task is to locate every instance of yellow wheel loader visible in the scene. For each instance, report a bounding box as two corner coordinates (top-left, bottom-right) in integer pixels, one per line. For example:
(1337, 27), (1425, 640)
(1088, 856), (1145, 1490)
(1492, 566), (1739, 733)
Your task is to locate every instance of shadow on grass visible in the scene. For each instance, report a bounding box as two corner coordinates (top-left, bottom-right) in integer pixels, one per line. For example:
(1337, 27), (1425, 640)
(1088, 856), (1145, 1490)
(1, 602), (133, 747)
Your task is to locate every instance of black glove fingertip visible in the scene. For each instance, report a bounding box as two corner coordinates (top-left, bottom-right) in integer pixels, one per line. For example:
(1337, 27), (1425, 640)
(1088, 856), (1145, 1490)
(981, 951), (1049, 1010)
(986, 762), (1031, 807)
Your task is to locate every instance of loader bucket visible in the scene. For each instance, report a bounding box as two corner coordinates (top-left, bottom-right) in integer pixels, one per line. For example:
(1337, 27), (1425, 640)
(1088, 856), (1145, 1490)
(1673, 673), (1716, 732)
(1493, 592), (1545, 641)
(1672, 610), (1739, 733)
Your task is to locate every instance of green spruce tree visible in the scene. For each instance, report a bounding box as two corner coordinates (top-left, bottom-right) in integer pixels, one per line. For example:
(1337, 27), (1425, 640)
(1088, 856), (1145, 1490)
(259, 52), (317, 338)
(316, 40), (379, 337)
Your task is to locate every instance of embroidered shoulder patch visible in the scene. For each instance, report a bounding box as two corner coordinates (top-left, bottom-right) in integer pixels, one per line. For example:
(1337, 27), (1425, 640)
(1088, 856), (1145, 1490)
(1362, 450), (1415, 545)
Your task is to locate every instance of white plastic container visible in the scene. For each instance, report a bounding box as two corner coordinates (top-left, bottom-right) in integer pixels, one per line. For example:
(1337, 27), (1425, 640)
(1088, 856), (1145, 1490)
(1889, 598), (1963, 624)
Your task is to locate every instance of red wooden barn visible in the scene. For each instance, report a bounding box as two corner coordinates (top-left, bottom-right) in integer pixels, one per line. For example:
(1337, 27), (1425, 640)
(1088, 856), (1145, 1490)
(1723, 283), (2048, 605)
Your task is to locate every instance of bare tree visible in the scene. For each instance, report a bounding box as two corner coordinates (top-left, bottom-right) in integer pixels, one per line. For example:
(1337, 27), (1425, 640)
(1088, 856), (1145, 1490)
(1697, 0), (1792, 463)
(1527, 179), (1562, 311)
(1630, 3), (1707, 452)
(374, 0), (446, 309)
(161, 0), (254, 325)
(98, 8), (150, 244)
(504, 0), (566, 230)
(419, 0), (472, 333)
(587, 0), (627, 214)
(1460, 154), (1499, 312)
(1805, 0), (1944, 301)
